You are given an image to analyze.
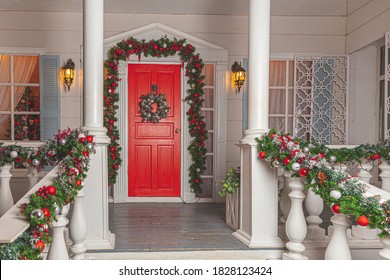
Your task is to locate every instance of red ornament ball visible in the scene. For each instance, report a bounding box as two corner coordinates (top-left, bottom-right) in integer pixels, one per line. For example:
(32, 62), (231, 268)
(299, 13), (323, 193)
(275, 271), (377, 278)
(113, 164), (119, 170)
(76, 180), (82, 187)
(42, 208), (50, 218)
(357, 215), (370, 227)
(372, 153), (380, 160)
(79, 137), (85, 143)
(86, 135), (94, 143)
(299, 168), (308, 177)
(259, 151), (266, 159)
(194, 179), (199, 183)
(331, 204), (341, 214)
(110, 147), (115, 152)
(283, 158), (291, 165)
(35, 240), (45, 252)
(270, 133), (276, 139)
(109, 119), (115, 125)
(47, 185), (56, 196)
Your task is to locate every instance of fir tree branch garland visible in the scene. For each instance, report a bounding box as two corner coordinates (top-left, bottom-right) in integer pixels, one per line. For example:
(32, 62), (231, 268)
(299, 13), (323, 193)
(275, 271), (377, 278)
(0, 128), (96, 260)
(256, 129), (390, 237)
(104, 36), (207, 192)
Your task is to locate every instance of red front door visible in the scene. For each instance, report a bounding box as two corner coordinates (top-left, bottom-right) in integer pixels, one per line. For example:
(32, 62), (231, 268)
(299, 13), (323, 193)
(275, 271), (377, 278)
(128, 64), (181, 197)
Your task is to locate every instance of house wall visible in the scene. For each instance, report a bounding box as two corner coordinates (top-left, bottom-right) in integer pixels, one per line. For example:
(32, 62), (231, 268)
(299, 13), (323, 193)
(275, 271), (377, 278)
(346, 0), (390, 54)
(0, 10), (347, 170)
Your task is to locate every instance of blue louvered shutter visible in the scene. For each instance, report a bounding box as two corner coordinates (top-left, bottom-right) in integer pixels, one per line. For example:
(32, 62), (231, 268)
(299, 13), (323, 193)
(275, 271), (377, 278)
(40, 55), (60, 141)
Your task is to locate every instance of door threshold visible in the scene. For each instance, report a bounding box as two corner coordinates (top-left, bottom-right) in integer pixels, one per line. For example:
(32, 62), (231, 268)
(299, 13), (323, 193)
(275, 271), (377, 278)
(126, 197), (184, 203)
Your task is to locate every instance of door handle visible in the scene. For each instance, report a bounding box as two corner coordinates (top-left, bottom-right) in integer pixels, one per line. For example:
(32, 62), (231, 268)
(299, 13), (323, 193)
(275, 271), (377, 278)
(175, 128), (180, 134)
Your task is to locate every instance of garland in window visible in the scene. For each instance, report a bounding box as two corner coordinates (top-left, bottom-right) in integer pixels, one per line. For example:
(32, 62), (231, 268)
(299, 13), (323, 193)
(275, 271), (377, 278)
(104, 36), (207, 193)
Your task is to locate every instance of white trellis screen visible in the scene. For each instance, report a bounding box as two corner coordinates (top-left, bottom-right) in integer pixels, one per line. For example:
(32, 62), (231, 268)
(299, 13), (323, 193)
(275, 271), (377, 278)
(294, 55), (348, 144)
(385, 31), (390, 139)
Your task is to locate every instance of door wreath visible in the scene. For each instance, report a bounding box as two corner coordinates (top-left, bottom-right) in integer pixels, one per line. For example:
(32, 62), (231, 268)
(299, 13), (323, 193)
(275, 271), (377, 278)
(139, 91), (170, 123)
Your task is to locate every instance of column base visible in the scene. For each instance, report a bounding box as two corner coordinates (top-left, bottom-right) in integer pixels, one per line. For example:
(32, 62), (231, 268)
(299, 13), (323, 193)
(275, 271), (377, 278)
(282, 252), (308, 260)
(240, 128), (268, 144)
(233, 230), (285, 248)
(85, 230), (116, 250)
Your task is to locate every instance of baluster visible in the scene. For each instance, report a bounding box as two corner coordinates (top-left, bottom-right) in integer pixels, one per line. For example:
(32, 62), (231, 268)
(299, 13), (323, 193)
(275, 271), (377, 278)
(357, 162), (373, 184)
(0, 164), (14, 217)
(379, 236), (390, 259)
(26, 166), (39, 189)
(379, 160), (390, 192)
(47, 204), (70, 260)
(305, 188), (325, 240)
(280, 170), (292, 224)
(325, 213), (352, 260)
(283, 177), (308, 260)
(69, 190), (88, 259)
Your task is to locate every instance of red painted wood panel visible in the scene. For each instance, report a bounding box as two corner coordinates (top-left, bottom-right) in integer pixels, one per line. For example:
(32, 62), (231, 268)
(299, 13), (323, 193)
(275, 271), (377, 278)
(128, 64), (181, 197)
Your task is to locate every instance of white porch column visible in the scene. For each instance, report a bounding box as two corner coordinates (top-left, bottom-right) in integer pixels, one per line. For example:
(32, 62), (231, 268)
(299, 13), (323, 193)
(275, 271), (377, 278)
(233, 0), (283, 249)
(82, 0), (115, 250)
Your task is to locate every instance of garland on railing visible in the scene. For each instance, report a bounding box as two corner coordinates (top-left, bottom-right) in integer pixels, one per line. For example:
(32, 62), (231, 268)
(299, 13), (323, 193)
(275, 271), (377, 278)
(256, 129), (390, 237)
(104, 36), (207, 192)
(0, 128), (95, 260)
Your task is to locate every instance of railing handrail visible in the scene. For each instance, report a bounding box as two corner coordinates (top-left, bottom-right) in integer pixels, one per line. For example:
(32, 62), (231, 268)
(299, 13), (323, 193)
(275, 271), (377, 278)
(363, 180), (390, 201)
(0, 164), (59, 243)
(0, 141), (45, 148)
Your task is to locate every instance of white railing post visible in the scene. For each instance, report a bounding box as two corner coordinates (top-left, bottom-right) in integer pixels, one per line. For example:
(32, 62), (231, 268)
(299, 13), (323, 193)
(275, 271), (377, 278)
(0, 164), (14, 217)
(325, 213), (352, 260)
(379, 160), (390, 192)
(305, 188), (325, 240)
(283, 177), (308, 260)
(357, 162), (373, 184)
(69, 189), (88, 260)
(47, 204), (70, 260)
(26, 166), (39, 189)
(280, 170), (292, 224)
(379, 236), (390, 259)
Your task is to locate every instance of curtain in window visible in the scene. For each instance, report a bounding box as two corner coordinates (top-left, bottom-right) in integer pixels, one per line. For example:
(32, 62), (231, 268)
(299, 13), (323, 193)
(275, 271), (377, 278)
(0, 55), (38, 124)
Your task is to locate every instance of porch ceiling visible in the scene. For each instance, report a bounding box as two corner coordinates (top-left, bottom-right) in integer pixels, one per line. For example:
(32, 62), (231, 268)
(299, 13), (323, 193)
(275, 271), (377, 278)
(0, 0), (371, 16)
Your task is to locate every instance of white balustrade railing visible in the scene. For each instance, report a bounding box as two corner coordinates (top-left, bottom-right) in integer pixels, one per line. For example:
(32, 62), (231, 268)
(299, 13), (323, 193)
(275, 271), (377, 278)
(47, 204), (70, 260)
(0, 164), (14, 217)
(280, 170), (292, 224)
(305, 188), (325, 240)
(379, 160), (390, 192)
(357, 162), (373, 184)
(325, 213), (352, 260)
(69, 189), (88, 260)
(283, 176), (308, 260)
(26, 165), (40, 189)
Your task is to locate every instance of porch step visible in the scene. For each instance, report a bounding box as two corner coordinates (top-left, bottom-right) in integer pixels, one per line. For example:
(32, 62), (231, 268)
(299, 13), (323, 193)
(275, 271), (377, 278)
(87, 249), (284, 260)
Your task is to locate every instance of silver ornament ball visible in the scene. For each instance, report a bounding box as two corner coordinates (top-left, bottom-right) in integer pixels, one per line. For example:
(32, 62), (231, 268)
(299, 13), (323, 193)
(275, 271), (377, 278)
(30, 209), (44, 221)
(10, 151), (18, 158)
(53, 203), (61, 216)
(330, 190), (342, 200)
(303, 147), (310, 154)
(59, 138), (67, 146)
(329, 155), (337, 164)
(32, 159), (40, 166)
(196, 168), (201, 172)
(292, 162), (301, 171)
(86, 143), (94, 150)
(272, 160), (280, 168)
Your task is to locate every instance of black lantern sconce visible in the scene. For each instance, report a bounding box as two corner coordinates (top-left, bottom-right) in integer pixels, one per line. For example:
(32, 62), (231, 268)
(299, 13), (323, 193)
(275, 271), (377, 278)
(63, 59), (75, 91)
(231, 61), (246, 93)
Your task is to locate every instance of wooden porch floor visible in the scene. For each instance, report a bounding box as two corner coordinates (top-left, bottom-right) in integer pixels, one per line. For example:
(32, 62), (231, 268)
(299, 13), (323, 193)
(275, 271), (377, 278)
(107, 203), (249, 252)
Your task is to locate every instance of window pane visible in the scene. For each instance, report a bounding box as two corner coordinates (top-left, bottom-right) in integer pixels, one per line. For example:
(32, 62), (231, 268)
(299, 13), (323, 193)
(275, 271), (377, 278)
(202, 64), (214, 86)
(287, 117), (293, 135)
(288, 60), (294, 86)
(288, 89), (294, 115)
(14, 86), (40, 111)
(379, 80), (384, 141)
(204, 155), (214, 176)
(269, 89), (286, 114)
(14, 114), (40, 140)
(380, 46), (385, 76)
(269, 61), (286, 86)
(0, 114), (11, 140)
(203, 88), (214, 108)
(0, 55), (11, 83)
(196, 178), (213, 198)
(0, 86), (11, 111)
(205, 132), (213, 153)
(269, 117), (285, 132)
(13, 56), (39, 83)
(201, 111), (213, 130)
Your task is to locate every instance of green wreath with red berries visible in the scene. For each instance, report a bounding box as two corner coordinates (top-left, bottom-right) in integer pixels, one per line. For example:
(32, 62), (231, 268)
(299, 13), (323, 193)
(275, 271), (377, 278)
(104, 36), (207, 192)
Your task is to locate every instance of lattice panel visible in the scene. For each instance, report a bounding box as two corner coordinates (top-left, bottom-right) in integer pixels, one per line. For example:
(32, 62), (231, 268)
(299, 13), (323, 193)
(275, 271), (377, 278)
(294, 55), (348, 144)
(385, 31), (390, 139)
